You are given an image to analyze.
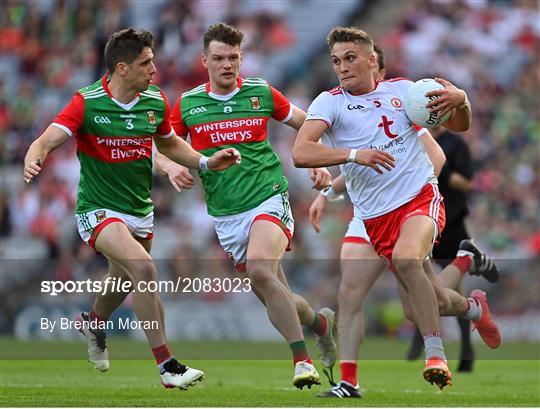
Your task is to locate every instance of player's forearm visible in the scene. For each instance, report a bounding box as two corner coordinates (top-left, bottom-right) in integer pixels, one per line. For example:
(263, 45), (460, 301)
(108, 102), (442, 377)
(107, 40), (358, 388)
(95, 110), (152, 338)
(155, 136), (203, 170)
(292, 141), (350, 168)
(154, 151), (174, 176)
(24, 125), (66, 166)
(332, 174), (347, 194)
(444, 93), (471, 132)
(448, 172), (473, 193)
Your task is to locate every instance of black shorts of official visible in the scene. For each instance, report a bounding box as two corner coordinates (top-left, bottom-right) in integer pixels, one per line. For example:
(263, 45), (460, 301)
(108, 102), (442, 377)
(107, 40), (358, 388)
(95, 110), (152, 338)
(432, 221), (470, 269)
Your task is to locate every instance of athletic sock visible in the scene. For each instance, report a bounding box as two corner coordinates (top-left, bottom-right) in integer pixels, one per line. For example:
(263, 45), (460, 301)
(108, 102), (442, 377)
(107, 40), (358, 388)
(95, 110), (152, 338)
(89, 310), (107, 324)
(290, 340), (312, 365)
(307, 312), (328, 336)
(463, 297), (482, 321)
(340, 361), (357, 386)
(423, 332), (446, 362)
(152, 344), (173, 367)
(451, 255), (472, 276)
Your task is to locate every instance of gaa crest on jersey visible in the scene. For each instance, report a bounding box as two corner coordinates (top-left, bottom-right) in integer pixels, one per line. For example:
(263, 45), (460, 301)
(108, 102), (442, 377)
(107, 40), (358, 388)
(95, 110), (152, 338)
(249, 96), (261, 110)
(146, 110), (157, 124)
(391, 98), (403, 108)
(94, 210), (106, 223)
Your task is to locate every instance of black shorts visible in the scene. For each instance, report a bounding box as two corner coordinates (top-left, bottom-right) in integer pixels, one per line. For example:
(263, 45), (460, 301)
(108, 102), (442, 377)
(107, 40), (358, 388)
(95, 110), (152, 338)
(432, 221), (469, 268)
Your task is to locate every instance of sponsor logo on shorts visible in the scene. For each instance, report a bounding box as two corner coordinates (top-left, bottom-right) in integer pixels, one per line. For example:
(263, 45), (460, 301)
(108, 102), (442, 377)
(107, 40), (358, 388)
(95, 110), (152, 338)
(94, 210), (106, 223)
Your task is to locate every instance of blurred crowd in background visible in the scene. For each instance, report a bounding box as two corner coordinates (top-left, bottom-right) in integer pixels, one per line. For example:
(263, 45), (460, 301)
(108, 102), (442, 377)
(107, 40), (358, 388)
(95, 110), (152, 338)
(1, 0), (539, 337)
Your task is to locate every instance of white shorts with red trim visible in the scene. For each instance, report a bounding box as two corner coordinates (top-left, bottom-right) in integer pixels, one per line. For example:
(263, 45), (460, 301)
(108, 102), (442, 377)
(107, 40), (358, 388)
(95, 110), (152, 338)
(343, 214), (371, 245)
(75, 208), (154, 249)
(212, 192), (294, 271)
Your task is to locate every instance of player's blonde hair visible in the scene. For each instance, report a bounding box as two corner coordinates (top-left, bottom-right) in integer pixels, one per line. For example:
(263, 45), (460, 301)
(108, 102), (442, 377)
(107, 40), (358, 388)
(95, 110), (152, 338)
(327, 26), (374, 54)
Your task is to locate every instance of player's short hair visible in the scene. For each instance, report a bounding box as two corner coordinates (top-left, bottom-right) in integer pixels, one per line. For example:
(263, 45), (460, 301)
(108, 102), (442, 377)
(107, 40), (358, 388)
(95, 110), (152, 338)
(327, 26), (374, 54)
(203, 22), (244, 53)
(104, 28), (154, 73)
(374, 44), (385, 70)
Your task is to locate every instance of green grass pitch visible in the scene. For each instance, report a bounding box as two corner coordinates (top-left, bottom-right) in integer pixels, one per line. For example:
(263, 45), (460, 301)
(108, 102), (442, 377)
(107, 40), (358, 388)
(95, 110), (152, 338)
(1, 338), (539, 407)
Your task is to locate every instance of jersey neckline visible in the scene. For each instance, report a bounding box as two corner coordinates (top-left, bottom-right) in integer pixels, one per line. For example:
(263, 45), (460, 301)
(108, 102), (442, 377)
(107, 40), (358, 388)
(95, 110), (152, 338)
(101, 74), (141, 111)
(205, 77), (243, 101)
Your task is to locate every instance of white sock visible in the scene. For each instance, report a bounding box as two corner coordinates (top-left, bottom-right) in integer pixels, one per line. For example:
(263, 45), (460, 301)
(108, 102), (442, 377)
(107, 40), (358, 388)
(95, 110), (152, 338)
(464, 297), (482, 321)
(423, 333), (446, 362)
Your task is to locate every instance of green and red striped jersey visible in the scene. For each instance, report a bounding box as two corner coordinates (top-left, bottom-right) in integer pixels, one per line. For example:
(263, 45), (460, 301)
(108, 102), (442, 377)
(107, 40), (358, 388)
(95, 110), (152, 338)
(52, 75), (173, 217)
(171, 77), (293, 217)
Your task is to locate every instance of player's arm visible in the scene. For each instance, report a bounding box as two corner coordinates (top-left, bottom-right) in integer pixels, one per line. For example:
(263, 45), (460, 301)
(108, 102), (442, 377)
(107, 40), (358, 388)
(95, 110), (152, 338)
(154, 134), (240, 171)
(426, 77), (471, 132)
(154, 150), (194, 192)
(309, 173), (347, 233)
(418, 129), (446, 177)
(292, 120), (395, 173)
(439, 136), (474, 193)
(23, 125), (71, 183)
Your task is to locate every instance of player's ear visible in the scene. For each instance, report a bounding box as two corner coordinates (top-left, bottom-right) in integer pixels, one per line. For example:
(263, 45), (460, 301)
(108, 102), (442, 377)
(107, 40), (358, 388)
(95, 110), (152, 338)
(201, 52), (208, 69)
(116, 62), (128, 77)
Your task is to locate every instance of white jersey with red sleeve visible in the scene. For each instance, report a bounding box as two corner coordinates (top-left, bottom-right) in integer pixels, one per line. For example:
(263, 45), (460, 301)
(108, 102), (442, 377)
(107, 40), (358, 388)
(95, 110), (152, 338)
(306, 78), (436, 219)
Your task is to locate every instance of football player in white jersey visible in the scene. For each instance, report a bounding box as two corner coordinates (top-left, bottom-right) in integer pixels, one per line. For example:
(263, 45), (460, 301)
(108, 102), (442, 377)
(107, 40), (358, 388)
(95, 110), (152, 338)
(292, 26), (500, 391)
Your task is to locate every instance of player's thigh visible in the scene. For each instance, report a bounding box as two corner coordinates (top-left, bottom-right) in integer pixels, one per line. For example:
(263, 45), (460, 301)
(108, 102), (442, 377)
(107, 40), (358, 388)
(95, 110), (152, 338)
(340, 242), (384, 299)
(247, 219), (289, 261)
(393, 215), (436, 262)
(95, 222), (154, 280)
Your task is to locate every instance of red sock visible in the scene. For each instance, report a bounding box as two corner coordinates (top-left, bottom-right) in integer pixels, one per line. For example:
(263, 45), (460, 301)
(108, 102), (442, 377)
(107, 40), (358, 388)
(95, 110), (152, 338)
(340, 361), (357, 386)
(89, 310), (107, 324)
(152, 344), (172, 365)
(290, 341), (312, 365)
(310, 313), (328, 336)
(451, 256), (472, 276)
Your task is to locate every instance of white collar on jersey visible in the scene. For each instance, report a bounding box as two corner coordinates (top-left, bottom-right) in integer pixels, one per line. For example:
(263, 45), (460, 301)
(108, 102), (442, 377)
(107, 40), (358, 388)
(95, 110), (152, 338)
(208, 87), (240, 101)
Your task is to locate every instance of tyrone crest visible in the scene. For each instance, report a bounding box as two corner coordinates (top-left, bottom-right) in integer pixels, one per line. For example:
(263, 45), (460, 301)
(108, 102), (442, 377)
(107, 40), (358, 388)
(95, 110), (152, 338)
(249, 96), (261, 110)
(147, 110), (157, 124)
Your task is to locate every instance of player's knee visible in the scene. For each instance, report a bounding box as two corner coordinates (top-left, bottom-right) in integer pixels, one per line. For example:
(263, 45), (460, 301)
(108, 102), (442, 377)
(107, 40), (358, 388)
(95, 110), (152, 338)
(392, 256), (422, 275)
(338, 285), (365, 311)
(131, 260), (157, 284)
(246, 262), (275, 288)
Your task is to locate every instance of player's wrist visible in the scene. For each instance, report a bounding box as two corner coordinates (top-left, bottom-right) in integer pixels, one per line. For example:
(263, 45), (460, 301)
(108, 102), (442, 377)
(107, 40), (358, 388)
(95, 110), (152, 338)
(320, 185), (344, 202)
(199, 155), (210, 170)
(458, 92), (470, 109)
(347, 148), (357, 163)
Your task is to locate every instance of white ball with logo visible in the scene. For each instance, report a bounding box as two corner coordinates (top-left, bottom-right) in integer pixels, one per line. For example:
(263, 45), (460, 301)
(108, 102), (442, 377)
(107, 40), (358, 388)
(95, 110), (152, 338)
(405, 78), (451, 128)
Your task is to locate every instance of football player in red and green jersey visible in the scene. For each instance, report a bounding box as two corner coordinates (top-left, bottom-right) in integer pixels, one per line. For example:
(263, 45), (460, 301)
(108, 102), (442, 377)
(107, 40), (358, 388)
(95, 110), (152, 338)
(23, 28), (240, 389)
(169, 22), (335, 389)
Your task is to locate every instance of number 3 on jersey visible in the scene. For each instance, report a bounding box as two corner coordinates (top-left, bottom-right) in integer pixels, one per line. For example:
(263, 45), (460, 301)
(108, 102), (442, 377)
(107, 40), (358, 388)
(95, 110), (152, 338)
(125, 118), (134, 130)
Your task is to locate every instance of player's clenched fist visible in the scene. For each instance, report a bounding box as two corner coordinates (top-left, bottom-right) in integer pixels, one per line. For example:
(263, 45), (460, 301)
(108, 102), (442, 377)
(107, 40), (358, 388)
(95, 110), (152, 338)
(354, 149), (395, 174)
(309, 167), (332, 190)
(207, 148), (242, 170)
(23, 159), (42, 184)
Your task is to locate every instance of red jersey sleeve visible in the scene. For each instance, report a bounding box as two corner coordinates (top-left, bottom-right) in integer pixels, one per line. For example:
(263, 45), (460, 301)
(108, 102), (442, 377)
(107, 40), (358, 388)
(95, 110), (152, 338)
(156, 90), (173, 138)
(269, 84), (293, 122)
(170, 96), (189, 139)
(52, 93), (84, 136)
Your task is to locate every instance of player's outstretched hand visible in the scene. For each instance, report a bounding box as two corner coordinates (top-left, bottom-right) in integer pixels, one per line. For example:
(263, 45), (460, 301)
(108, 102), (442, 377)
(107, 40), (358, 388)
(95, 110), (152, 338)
(426, 77), (468, 119)
(23, 159), (42, 184)
(208, 148), (241, 171)
(309, 193), (327, 233)
(355, 149), (395, 174)
(309, 167), (332, 190)
(166, 163), (194, 192)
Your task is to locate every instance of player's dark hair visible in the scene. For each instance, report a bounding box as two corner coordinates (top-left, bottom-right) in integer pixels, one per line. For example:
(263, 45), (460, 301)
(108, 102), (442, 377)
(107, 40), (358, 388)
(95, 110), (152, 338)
(327, 26), (373, 53)
(374, 44), (384, 70)
(104, 28), (154, 73)
(203, 22), (244, 53)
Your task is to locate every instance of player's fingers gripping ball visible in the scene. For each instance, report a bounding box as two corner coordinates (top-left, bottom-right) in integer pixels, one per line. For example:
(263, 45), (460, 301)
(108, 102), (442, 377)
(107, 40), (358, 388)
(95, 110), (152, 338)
(405, 78), (452, 128)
